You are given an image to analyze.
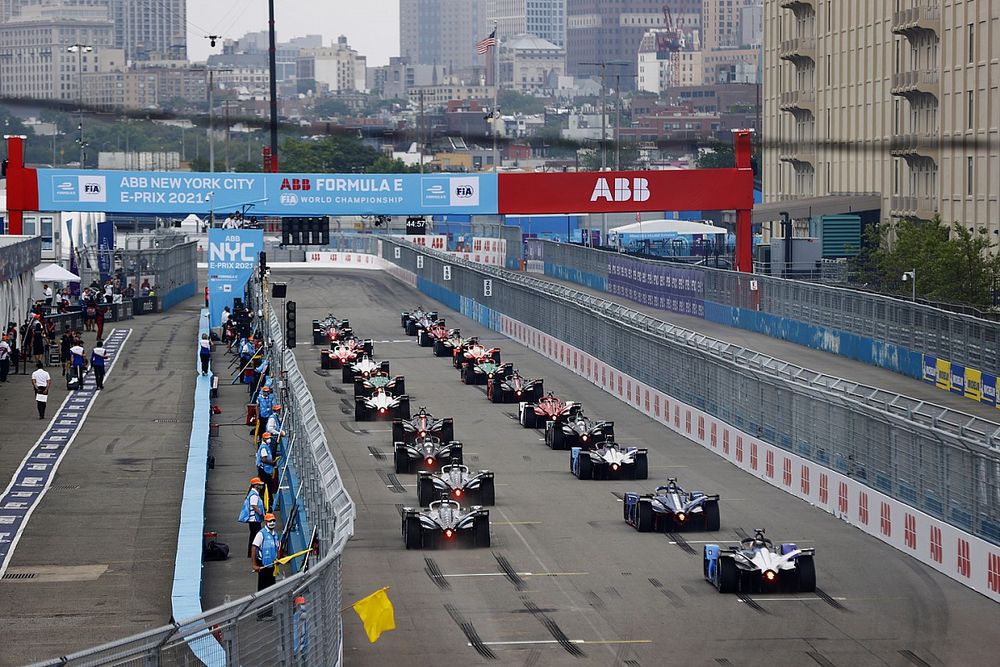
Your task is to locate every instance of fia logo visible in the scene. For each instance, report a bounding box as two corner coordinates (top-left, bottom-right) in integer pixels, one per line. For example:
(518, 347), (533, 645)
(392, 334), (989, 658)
(280, 193), (299, 206)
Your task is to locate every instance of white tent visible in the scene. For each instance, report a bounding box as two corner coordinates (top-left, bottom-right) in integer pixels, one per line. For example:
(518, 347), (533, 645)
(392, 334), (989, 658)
(34, 263), (80, 282)
(609, 219), (729, 236)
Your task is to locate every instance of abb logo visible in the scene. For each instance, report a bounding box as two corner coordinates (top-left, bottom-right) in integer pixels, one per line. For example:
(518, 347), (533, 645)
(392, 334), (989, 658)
(957, 539), (971, 578)
(710, 422), (717, 448)
(722, 430), (730, 455)
(591, 177), (650, 203)
(800, 465), (810, 495)
(930, 526), (943, 563)
(838, 482), (848, 514)
(782, 457), (792, 487)
(989, 554), (1000, 593)
(280, 178), (311, 191)
(904, 514), (917, 549)
(748, 440), (755, 469)
(819, 473), (829, 504)
(880, 502), (891, 537)
(859, 492), (869, 525)
(654, 395), (661, 417)
(674, 406), (681, 428)
(765, 450), (775, 479)
(685, 411), (692, 434)
(736, 436), (744, 464)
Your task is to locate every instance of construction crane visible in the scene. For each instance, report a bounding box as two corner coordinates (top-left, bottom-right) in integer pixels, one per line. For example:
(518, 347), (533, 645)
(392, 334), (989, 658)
(656, 5), (683, 56)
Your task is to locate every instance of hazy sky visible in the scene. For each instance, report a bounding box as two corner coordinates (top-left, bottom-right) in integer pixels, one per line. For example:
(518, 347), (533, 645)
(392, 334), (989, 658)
(187, 0), (400, 66)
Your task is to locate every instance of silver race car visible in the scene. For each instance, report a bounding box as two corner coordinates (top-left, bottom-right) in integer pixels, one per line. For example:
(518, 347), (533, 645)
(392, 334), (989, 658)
(570, 441), (648, 480)
(354, 372), (406, 398)
(392, 407), (455, 445)
(545, 410), (614, 450)
(401, 307), (438, 336)
(417, 464), (495, 506)
(703, 529), (816, 593)
(402, 499), (490, 549)
(343, 355), (390, 383)
(355, 388), (411, 421)
(623, 478), (721, 532)
(394, 436), (463, 474)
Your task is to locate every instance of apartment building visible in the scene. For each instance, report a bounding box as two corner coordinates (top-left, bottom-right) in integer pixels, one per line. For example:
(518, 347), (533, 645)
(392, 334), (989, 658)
(487, 0), (566, 47)
(400, 0), (489, 78)
(759, 0), (1000, 241)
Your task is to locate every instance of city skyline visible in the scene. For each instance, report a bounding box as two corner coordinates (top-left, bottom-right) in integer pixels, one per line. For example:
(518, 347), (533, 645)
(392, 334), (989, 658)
(188, 0), (399, 66)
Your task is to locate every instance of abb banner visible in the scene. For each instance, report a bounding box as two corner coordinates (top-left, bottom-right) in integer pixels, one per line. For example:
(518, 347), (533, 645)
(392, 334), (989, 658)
(401, 236), (507, 267)
(497, 169), (754, 214)
(303, 252), (387, 269)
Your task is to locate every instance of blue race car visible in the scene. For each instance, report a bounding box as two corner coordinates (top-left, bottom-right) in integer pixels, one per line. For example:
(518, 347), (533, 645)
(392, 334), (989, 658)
(623, 478), (720, 532)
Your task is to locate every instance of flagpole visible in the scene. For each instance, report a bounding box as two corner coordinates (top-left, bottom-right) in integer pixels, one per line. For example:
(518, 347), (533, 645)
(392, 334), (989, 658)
(492, 20), (499, 173)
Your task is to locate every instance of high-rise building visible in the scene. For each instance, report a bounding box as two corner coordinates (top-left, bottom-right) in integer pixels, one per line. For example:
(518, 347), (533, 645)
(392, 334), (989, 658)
(702, 0), (760, 50)
(400, 0), (488, 79)
(297, 36), (367, 95)
(566, 0), (701, 85)
(759, 0), (1000, 240)
(487, 0), (566, 47)
(108, 0), (186, 61)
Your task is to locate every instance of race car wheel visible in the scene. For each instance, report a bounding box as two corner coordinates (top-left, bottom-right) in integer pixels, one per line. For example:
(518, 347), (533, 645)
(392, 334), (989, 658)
(392, 420), (404, 443)
(473, 517), (490, 548)
(702, 500), (721, 532)
(546, 423), (564, 450)
(394, 448), (410, 474)
(354, 401), (369, 422)
(490, 350), (501, 364)
(478, 478), (495, 506)
(716, 557), (738, 593)
(405, 320), (417, 336)
(433, 340), (446, 357)
(341, 366), (354, 384)
(416, 476), (435, 506)
(795, 556), (816, 593)
(636, 500), (654, 532)
(392, 378), (407, 397)
(397, 398), (411, 420)
(320, 352), (331, 369)
(634, 454), (649, 480)
(441, 419), (455, 443)
(487, 378), (500, 402)
(364, 341), (374, 356)
(577, 453), (593, 480)
(417, 330), (429, 347)
(522, 409), (538, 429)
(404, 516), (422, 549)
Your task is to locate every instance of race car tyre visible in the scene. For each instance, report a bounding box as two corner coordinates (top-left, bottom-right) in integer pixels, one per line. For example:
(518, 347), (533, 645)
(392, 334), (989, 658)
(355, 401), (369, 422)
(379, 361), (391, 374)
(417, 330), (429, 347)
(546, 423), (564, 450)
(400, 313), (409, 328)
(392, 378), (406, 397)
(487, 378), (501, 402)
(364, 340), (374, 356)
(392, 420), (404, 443)
(462, 364), (475, 385)
(397, 398), (411, 420)
(716, 557), (738, 593)
(521, 408), (538, 429)
(406, 320), (418, 336)
(404, 516), (422, 549)
(441, 419), (455, 443)
(394, 447), (410, 474)
(433, 340), (447, 357)
(416, 476), (435, 506)
(577, 453), (593, 479)
(353, 379), (365, 398)
(702, 500), (721, 532)
(490, 349), (501, 364)
(531, 382), (545, 402)
(342, 366), (354, 384)
(634, 454), (649, 480)
(478, 478), (496, 506)
(636, 500), (654, 532)
(473, 517), (490, 548)
(795, 556), (816, 593)
(320, 352), (331, 369)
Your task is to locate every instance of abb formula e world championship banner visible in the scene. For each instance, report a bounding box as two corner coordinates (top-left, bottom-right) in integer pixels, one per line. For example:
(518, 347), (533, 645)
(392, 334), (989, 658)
(35, 169), (498, 217)
(208, 228), (264, 326)
(498, 169), (754, 214)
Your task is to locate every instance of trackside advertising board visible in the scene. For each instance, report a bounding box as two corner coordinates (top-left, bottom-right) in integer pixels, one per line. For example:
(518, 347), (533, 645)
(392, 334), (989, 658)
(35, 169), (499, 216)
(208, 229), (263, 326)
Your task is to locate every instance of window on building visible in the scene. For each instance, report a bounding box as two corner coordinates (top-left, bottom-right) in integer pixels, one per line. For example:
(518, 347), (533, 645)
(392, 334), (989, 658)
(40, 216), (54, 250)
(968, 90), (974, 129)
(968, 24), (974, 63)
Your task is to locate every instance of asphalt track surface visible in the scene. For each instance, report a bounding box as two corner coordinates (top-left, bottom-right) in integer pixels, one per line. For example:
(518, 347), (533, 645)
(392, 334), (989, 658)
(280, 268), (1000, 667)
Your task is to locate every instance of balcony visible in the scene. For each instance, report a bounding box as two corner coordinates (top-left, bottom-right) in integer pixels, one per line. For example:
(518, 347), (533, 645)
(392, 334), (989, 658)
(890, 70), (939, 99)
(778, 36), (816, 64)
(779, 0), (816, 15)
(890, 133), (939, 163)
(778, 144), (816, 167)
(778, 90), (815, 116)
(891, 5), (940, 38)
(890, 195), (938, 221)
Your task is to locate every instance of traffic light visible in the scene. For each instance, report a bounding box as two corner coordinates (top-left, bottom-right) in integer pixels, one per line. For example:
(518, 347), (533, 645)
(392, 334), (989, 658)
(282, 217), (331, 246)
(258, 251), (268, 281)
(285, 300), (297, 348)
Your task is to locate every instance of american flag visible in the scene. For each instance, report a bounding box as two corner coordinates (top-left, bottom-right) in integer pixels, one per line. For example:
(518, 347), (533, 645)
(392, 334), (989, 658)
(476, 29), (497, 55)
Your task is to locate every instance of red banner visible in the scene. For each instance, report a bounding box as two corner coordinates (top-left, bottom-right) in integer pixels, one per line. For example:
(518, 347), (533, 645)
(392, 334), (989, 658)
(498, 168), (753, 215)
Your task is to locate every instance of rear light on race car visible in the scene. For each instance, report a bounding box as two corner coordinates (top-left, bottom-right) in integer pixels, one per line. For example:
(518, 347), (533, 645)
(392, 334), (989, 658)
(419, 431), (426, 438)
(379, 407), (386, 414)
(516, 390), (522, 396)
(611, 463), (619, 471)
(454, 489), (462, 497)
(676, 512), (686, 522)
(582, 435), (588, 442)
(426, 457), (435, 466)
(764, 570), (777, 583)
(445, 529), (454, 539)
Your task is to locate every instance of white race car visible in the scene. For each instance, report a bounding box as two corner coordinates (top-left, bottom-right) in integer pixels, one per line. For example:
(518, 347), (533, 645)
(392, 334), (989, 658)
(703, 529), (816, 594)
(355, 388), (411, 421)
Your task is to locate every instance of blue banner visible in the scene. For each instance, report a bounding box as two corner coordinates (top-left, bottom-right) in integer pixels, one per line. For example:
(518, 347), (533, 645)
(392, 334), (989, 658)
(36, 169), (499, 216)
(208, 229), (263, 326)
(97, 220), (114, 282)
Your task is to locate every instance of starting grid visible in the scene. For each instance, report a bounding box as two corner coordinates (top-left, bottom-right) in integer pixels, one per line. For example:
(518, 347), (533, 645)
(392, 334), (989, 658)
(0, 328), (131, 576)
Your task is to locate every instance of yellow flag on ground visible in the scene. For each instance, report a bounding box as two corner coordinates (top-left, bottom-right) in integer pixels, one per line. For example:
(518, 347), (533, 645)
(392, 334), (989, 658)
(352, 587), (395, 643)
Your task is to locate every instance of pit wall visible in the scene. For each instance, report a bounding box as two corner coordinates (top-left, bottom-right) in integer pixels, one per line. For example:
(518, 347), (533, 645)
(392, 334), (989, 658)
(384, 261), (1000, 604)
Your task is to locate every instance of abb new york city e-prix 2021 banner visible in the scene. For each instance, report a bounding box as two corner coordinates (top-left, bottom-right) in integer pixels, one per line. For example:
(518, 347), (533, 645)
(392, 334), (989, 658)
(35, 169), (499, 216)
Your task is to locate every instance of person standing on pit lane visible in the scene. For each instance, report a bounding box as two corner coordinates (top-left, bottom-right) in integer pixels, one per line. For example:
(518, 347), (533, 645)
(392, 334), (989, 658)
(256, 432), (277, 501)
(252, 512), (280, 603)
(31, 361), (51, 419)
(255, 384), (275, 442)
(0, 335), (10, 382)
(90, 339), (107, 390)
(199, 333), (212, 376)
(239, 477), (266, 558)
(69, 338), (87, 389)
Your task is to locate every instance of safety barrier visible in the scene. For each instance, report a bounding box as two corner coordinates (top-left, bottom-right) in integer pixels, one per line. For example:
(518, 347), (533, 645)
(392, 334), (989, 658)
(527, 239), (1000, 412)
(378, 238), (1000, 602)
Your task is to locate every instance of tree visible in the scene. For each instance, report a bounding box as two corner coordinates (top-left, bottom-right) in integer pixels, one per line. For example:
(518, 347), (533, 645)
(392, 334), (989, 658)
(695, 141), (760, 177)
(497, 89), (547, 115)
(278, 134), (418, 173)
(313, 97), (352, 118)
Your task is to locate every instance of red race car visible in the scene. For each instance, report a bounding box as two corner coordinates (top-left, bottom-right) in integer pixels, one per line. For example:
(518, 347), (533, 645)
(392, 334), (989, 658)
(518, 392), (581, 429)
(321, 337), (374, 369)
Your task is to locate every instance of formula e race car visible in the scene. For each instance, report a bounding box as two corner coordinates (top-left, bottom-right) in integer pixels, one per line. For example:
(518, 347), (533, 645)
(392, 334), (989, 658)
(486, 366), (544, 404)
(342, 355), (390, 384)
(401, 307), (438, 336)
(460, 357), (506, 385)
(703, 529), (816, 594)
(402, 499), (490, 549)
(545, 410), (613, 450)
(416, 320), (448, 348)
(451, 337), (498, 369)
(417, 464), (495, 506)
(433, 329), (466, 358)
(321, 337), (375, 369)
(355, 388), (411, 421)
(312, 315), (350, 345)
(354, 372), (406, 398)
(623, 478), (720, 532)
(570, 441), (648, 480)
(394, 436), (463, 473)
(518, 393), (580, 429)
(392, 407), (455, 445)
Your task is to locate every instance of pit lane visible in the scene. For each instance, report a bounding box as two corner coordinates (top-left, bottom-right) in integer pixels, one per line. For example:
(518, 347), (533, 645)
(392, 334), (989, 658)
(280, 268), (1000, 667)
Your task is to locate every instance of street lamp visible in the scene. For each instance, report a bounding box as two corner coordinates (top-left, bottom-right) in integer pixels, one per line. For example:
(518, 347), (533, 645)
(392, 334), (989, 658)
(902, 269), (916, 301)
(67, 43), (93, 168)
